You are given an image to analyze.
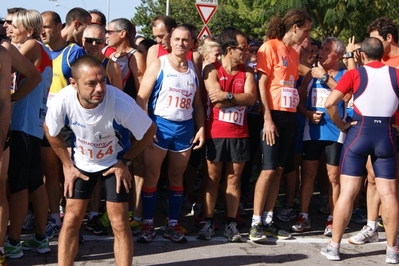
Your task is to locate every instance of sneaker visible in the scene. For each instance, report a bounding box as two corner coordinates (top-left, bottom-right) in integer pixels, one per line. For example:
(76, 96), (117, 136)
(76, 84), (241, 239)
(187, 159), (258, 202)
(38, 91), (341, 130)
(351, 208), (367, 224)
(160, 218), (188, 235)
(137, 223), (155, 243)
(224, 222), (242, 242)
(4, 239), (23, 259)
(45, 219), (61, 239)
(194, 215), (219, 231)
(130, 219), (143, 236)
(263, 221), (291, 239)
(324, 220), (333, 237)
(277, 205), (296, 222)
(86, 216), (107, 235)
(21, 235), (50, 254)
(292, 215), (311, 233)
(197, 220), (215, 240)
(22, 210), (35, 230)
(163, 224), (187, 243)
(249, 223), (268, 243)
(320, 244), (340, 261)
(348, 225), (379, 245)
(0, 253), (7, 266)
(319, 194), (330, 214)
(386, 248), (399, 264)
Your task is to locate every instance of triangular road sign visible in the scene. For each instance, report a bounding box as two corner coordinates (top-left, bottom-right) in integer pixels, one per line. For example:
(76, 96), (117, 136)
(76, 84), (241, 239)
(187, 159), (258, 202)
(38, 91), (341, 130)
(196, 4), (217, 24)
(198, 25), (211, 40)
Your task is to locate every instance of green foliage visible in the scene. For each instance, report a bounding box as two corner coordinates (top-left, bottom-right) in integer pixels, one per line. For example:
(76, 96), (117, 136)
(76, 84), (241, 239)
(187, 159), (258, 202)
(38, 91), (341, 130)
(132, 0), (399, 45)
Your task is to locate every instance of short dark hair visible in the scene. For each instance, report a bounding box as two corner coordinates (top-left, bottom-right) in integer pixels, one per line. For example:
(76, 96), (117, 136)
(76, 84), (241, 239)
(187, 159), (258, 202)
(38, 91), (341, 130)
(89, 9), (106, 26)
(361, 37), (384, 61)
(65, 7), (91, 26)
(217, 27), (247, 55)
(41, 11), (62, 25)
(71, 55), (104, 80)
(139, 38), (157, 51)
(367, 17), (398, 43)
(7, 7), (25, 15)
(266, 8), (311, 40)
(151, 15), (177, 33)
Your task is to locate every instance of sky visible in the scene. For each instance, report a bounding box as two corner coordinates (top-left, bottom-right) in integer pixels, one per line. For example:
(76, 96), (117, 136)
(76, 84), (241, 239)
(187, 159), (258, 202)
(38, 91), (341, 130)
(2, 0), (141, 24)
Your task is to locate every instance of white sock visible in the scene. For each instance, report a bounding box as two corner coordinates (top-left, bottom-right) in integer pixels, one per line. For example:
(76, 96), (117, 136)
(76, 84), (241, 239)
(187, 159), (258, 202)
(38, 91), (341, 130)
(262, 211), (273, 225)
(329, 240), (340, 249)
(168, 219), (178, 227)
(251, 215), (262, 227)
(299, 213), (309, 220)
(89, 212), (99, 220)
(134, 216), (142, 222)
(327, 215), (333, 222)
(367, 220), (377, 232)
(387, 245), (398, 251)
(50, 213), (62, 226)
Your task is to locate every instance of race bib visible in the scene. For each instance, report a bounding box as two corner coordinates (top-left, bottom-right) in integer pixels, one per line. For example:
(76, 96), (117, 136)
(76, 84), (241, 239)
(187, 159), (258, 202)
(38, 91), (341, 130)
(311, 88), (330, 108)
(218, 106), (245, 126)
(76, 137), (115, 161)
(281, 87), (299, 108)
(165, 87), (194, 110)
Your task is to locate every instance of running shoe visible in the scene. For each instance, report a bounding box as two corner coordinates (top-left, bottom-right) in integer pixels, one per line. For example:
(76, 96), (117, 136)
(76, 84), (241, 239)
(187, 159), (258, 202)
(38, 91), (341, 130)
(194, 215), (219, 231)
(386, 247), (399, 264)
(22, 210), (35, 230)
(350, 208), (367, 224)
(130, 219), (143, 236)
(21, 235), (50, 254)
(348, 225), (379, 245)
(249, 223), (268, 243)
(197, 220), (215, 240)
(4, 239), (23, 259)
(292, 215), (311, 233)
(224, 222), (242, 242)
(277, 205), (296, 222)
(163, 224), (187, 243)
(320, 244), (340, 261)
(160, 218), (187, 235)
(45, 219), (61, 239)
(263, 221), (291, 239)
(86, 216), (107, 235)
(137, 223), (155, 243)
(324, 220), (333, 237)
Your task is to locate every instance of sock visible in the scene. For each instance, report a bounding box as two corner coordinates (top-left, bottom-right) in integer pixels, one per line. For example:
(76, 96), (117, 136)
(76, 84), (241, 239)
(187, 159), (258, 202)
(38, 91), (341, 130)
(251, 215), (262, 227)
(329, 240), (340, 249)
(134, 216), (142, 222)
(327, 215), (333, 222)
(387, 245), (398, 251)
(50, 213), (62, 226)
(8, 238), (20, 246)
(262, 211), (273, 225)
(226, 217), (235, 224)
(141, 186), (157, 221)
(89, 212), (99, 220)
(299, 212), (309, 220)
(144, 219), (153, 225)
(168, 185), (184, 221)
(34, 233), (46, 241)
(367, 220), (377, 232)
(168, 219), (178, 227)
(205, 217), (213, 224)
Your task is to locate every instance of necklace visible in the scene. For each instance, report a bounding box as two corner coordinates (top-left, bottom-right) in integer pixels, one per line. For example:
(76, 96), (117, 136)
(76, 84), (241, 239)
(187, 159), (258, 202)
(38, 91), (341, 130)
(170, 55), (188, 69)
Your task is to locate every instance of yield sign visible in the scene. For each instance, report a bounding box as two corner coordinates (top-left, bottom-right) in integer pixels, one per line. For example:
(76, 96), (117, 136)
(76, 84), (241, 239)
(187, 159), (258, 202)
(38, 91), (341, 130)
(197, 25), (211, 40)
(196, 4), (218, 24)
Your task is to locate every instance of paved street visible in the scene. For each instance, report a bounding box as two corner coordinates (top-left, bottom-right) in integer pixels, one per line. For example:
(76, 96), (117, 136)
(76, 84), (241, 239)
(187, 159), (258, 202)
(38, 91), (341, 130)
(6, 192), (391, 265)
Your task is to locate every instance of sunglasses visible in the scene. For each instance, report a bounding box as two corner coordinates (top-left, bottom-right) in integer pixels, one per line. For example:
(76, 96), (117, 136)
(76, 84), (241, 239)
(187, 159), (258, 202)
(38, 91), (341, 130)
(249, 48), (258, 54)
(84, 37), (104, 45)
(231, 46), (249, 52)
(106, 30), (122, 35)
(5, 20), (12, 25)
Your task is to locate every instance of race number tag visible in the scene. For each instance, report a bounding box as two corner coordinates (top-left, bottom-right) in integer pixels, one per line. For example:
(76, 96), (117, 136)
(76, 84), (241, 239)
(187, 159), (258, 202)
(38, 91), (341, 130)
(218, 106), (245, 126)
(311, 88), (330, 108)
(281, 87), (299, 108)
(165, 87), (194, 110)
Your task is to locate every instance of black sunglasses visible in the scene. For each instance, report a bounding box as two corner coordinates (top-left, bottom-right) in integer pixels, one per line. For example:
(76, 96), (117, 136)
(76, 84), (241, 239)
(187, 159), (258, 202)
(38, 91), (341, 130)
(5, 20), (12, 25)
(231, 46), (249, 52)
(84, 37), (104, 45)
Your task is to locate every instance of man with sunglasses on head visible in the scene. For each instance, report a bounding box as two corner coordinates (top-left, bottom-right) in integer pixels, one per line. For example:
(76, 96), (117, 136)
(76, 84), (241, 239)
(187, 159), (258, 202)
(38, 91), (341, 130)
(61, 8), (91, 47)
(197, 27), (256, 242)
(40, 10), (86, 240)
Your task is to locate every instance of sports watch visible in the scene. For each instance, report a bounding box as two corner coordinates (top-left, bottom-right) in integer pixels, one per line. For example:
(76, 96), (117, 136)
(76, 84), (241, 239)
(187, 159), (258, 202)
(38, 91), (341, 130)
(120, 157), (132, 166)
(344, 52), (354, 59)
(320, 73), (329, 84)
(226, 92), (234, 101)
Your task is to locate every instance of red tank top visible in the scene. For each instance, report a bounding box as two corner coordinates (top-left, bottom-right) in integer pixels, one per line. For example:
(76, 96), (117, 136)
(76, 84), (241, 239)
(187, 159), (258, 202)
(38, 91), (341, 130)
(205, 61), (249, 139)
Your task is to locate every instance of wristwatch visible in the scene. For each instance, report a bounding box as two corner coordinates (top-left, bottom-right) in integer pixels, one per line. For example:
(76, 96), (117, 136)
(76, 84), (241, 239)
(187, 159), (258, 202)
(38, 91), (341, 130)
(226, 92), (234, 101)
(120, 157), (132, 166)
(320, 73), (329, 84)
(344, 52), (354, 59)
